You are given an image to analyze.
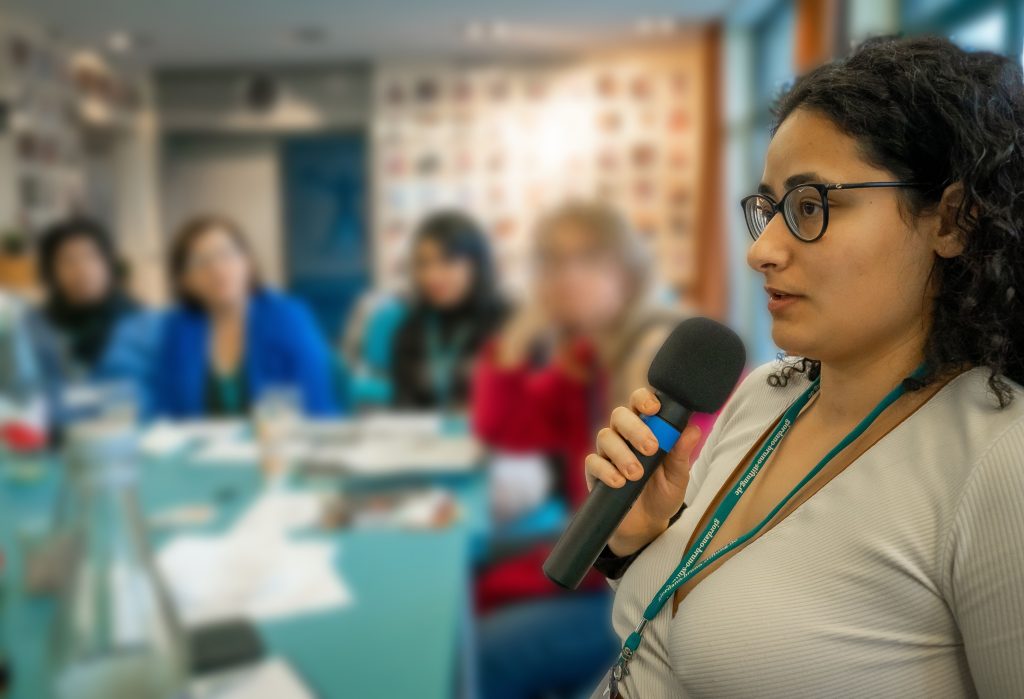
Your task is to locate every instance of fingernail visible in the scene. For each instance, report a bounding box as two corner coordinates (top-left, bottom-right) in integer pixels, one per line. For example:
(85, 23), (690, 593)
(646, 439), (659, 454)
(629, 463), (643, 479)
(613, 475), (626, 487)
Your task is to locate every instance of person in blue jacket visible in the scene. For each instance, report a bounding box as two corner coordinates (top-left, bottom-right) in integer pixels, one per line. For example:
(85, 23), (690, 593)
(153, 214), (339, 418)
(27, 217), (163, 424)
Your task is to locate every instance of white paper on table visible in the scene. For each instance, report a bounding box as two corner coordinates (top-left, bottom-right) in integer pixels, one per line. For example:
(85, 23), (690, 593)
(190, 439), (261, 465)
(191, 439), (311, 467)
(191, 658), (314, 699)
(140, 420), (246, 456)
(295, 412), (462, 444)
(157, 531), (351, 626)
(358, 412), (447, 438)
(231, 491), (322, 535)
(306, 434), (481, 475)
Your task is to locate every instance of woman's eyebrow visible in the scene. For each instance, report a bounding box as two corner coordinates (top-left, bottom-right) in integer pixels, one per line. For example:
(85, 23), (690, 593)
(783, 172), (823, 189)
(757, 171), (823, 196)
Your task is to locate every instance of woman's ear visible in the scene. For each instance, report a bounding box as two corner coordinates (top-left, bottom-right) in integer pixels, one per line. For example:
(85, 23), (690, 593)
(934, 182), (968, 259)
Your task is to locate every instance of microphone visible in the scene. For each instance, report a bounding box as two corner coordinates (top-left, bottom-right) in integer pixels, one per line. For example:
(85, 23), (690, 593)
(543, 317), (746, 589)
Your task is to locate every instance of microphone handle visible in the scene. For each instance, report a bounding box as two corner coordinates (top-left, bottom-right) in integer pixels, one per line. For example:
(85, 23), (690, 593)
(543, 407), (692, 590)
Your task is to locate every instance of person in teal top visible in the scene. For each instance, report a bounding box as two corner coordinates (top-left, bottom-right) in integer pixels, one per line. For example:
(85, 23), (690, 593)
(152, 214), (340, 418)
(389, 210), (508, 410)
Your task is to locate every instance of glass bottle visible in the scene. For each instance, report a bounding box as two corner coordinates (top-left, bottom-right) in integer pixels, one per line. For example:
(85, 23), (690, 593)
(48, 424), (189, 699)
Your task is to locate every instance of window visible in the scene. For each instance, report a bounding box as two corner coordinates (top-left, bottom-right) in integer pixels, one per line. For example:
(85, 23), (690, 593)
(902, 0), (1023, 62)
(949, 7), (1007, 52)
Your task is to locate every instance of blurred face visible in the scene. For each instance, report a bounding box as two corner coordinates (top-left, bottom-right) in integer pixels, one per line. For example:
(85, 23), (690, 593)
(537, 221), (629, 333)
(53, 236), (112, 305)
(746, 108), (945, 367)
(413, 238), (475, 309)
(181, 227), (252, 311)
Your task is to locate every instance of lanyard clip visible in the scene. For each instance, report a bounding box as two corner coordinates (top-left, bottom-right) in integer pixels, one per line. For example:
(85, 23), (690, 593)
(607, 619), (646, 696)
(616, 647), (633, 675)
(607, 650), (632, 699)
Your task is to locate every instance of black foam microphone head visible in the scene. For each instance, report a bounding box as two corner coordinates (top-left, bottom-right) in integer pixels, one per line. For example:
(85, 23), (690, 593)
(647, 317), (747, 413)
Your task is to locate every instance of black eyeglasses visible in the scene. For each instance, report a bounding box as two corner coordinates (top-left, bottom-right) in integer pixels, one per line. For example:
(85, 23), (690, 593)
(740, 181), (926, 242)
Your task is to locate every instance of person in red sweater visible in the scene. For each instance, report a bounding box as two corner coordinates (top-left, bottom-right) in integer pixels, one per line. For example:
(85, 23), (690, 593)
(472, 200), (716, 699)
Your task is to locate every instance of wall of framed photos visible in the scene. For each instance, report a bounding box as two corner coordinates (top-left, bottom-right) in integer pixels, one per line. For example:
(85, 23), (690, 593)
(371, 33), (721, 311)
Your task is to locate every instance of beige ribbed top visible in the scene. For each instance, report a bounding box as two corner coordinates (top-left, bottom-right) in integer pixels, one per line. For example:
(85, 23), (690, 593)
(606, 360), (1024, 698)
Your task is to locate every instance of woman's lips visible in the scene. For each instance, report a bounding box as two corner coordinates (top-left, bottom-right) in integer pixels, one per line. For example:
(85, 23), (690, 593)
(765, 287), (803, 313)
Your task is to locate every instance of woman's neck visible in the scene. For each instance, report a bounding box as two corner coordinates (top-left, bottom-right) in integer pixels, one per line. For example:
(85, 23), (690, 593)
(209, 298), (247, 325)
(814, 328), (927, 426)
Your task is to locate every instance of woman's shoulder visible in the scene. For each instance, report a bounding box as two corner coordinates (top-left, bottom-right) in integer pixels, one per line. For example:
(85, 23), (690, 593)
(250, 289), (317, 326)
(108, 307), (166, 348)
(941, 365), (1024, 412)
(251, 288), (298, 313)
(157, 305), (205, 347)
(115, 306), (164, 331)
(161, 301), (202, 324)
(249, 291), (331, 359)
(939, 370), (1024, 586)
(928, 366), (1024, 461)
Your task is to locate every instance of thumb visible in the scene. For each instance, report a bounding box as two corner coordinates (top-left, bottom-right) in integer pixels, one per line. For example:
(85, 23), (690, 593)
(662, 424), (701, 488)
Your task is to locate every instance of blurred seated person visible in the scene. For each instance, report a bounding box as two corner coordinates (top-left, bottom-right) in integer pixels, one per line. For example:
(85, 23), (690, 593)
(389, 210), (507, 411)
(472, 201), (715, 699)
(152, 215), (338, 418)
(27, 217), (163, 423)
(340, 290), (408, 407)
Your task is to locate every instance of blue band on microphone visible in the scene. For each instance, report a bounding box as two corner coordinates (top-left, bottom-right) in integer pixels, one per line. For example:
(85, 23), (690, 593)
(641, 414), (681, 452)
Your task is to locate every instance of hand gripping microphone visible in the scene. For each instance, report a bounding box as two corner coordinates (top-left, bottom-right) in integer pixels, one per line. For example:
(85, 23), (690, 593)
(543, 317), (746, 589)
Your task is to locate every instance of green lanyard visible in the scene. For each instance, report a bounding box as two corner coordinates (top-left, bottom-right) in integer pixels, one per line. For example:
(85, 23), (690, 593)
(607, 363), (928, 696)
(426, 314), (471, 410)
(212, 371), (246, 416)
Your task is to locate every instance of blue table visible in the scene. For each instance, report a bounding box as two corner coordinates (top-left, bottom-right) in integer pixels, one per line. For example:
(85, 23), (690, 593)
(0, 451), (488, 699)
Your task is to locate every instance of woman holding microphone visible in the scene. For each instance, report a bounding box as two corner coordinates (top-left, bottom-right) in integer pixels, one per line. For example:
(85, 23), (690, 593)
(587, 36), (1024, 697)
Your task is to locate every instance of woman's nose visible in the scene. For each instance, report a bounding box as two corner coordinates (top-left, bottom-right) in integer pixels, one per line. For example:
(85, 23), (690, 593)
(746, 213), (793, 273)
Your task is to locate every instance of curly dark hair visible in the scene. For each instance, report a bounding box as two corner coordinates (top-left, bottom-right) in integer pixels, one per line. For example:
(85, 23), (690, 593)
(765, 35), (1024, 407)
